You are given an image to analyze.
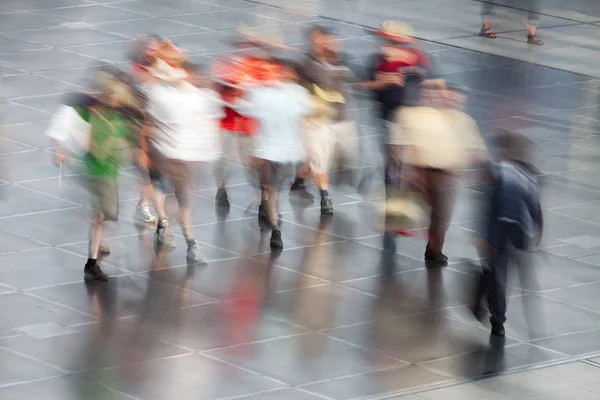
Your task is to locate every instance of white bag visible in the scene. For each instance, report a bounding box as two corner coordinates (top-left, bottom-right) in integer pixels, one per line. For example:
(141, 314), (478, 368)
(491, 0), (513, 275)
(46, 105), (91, 157)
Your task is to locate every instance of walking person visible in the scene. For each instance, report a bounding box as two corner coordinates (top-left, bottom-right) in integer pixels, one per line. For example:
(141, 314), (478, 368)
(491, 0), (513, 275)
(290, 24), (358, 215)
(212, 28), (285, 211)
(140, 45), (223, 263)
(358, 21), (432, 202)
(389, 80), (486, 265)
(49, 67), (146, 281)
(237, 59), (312, 248)
(479, 0), (543, 45)
(471, 130), (543, 337)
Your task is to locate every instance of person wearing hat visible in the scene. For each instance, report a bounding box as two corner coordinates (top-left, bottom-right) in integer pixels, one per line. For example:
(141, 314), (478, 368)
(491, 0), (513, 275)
(289, 24), (358, 215)
(358, 21), (432, 199)
(471, 130), (543, 337)
(51, 66), (146, 281)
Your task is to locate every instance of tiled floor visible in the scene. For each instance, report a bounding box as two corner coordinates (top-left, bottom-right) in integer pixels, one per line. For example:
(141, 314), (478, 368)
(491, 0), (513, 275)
(1, 0), (600, 399)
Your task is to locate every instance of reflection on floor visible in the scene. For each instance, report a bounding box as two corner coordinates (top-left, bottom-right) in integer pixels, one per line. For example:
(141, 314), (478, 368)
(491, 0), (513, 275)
(2, 0), (600, 399)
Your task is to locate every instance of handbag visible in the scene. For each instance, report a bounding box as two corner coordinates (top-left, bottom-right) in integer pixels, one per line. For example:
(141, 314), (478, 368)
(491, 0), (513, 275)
(45, 105), (91, 157)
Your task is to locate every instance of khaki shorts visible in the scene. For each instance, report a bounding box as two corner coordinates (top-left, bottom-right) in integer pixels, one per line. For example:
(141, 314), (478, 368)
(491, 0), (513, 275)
(148, 143), (193, 208)
(304, 120), (358, 174)
(87, 175), (119, 222)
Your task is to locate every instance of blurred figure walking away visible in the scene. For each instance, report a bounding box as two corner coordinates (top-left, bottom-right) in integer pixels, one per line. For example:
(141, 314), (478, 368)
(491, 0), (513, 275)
(141, 47), (223, 264)
(211, 29), (286, 211)
(290, 24), (357, 215)
(388, 80), (486, 265)
(358, 21), (431, 198)
(471, 130), (543, 337)
(237, 60), (312, 249)
(49, 67), (146, 281)
(480, 0), (543, 45)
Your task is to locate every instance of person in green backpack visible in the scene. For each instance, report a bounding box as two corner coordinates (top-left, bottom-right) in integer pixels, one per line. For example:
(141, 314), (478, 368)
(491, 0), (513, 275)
(54, 67), (145, 281)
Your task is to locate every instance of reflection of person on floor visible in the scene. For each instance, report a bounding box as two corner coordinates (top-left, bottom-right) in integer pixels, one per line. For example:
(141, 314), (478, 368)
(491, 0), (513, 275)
(472, 130), (543, 337)
(479, 0), (543, 45)
(388, 80), (486, 266)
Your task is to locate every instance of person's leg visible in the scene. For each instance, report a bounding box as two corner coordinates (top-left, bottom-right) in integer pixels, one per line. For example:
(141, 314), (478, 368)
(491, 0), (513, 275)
(425, 169), (457, 265)
(215, 131), (235, 207)
(526, 0), (543, 44)
(480, 1), (496, 38)
(84, 177), (118, 281)
(135, 180), (157, 223)
(171, 160), (206, 263)
(146, 143), (174, 247)
(264, 162), (284, 248)
(485, 225), (511, 336)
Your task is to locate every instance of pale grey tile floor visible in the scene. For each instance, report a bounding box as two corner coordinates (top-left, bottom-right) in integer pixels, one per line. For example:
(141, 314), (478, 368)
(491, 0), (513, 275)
(1, 0), (600, 399)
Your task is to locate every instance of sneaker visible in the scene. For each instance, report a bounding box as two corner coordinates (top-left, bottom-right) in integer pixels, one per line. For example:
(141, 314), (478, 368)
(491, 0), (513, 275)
(527, 34), (543, 45)
(491, 323), (505, 337)
(320, 196), (334, 215)
(186, 242), (207, 264)
(134, 205), (157, 224)
(290, 182), (315, 202)
(270, 230), (283, 248)
(425, 248), (448, 267)
(99, 242), (111, 254)
(84, 263), (108, 282)
(156, 218), (175, 249)
(216, 187), (230, 208)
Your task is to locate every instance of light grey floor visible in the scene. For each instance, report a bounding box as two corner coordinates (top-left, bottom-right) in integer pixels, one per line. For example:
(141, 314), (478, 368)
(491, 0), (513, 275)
(254, 0), (600, 77)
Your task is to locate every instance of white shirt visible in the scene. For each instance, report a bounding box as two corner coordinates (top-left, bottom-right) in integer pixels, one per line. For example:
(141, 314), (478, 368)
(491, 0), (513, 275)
(144, 82), (224, 162)
(240, 83), (311, 164)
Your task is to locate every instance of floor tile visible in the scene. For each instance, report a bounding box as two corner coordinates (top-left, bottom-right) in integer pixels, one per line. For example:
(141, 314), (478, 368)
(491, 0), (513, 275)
(534, 362), (600, 386)
(476, 370), (573, 398)
(29, 275), (214, 319)
(0, 348), (62, 386)
(207, 333), (403, 385)
(302, 365), (453, 399)
(80, 353), (283, 399)
(119, 302), (307, 352)
(0, 375), (131, 400)
(0, 323), (189, 373)
(0, 292), (91, 338)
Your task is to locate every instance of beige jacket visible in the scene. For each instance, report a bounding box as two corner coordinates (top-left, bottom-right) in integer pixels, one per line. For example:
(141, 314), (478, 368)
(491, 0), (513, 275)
(391, 106), (485, 170)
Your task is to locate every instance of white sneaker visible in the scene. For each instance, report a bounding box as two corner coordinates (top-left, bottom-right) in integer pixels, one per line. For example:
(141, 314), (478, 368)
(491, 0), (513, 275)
(135, 205), (157, 224)
(186, 242), (207, 264)
(99, 243), (111, 254)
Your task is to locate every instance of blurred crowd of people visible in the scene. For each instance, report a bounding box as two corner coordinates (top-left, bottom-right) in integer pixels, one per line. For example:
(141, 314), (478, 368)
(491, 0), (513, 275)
(47, 20), (543, 337)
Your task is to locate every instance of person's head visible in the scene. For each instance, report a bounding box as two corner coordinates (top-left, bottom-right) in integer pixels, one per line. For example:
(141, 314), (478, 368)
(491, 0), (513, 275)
(492, 129), (536, 166)
(91, 67), (139, 109)
(309, 25), (338, 58)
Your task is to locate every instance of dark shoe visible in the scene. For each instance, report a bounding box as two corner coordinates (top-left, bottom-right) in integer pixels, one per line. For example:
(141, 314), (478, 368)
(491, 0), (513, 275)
(216, 187), (230, 208)
(491, 323), (505, 337)
(258, 204), (268, 221)
(425, 253), (448, 267)
(527, 34), (543, 45)
(84, 263), (108, 282)
(320, 196), (334, 215)
(270, 230), (283, 249)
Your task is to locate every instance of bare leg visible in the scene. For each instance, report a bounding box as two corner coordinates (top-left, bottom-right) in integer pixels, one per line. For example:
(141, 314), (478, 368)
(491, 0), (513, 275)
(89, 214), (104, 260)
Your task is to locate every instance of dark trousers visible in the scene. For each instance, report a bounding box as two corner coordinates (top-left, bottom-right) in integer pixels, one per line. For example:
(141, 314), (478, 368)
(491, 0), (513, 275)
(482, 0), (541, 24)
(482, 221), (533, 326)
(422, 168), (456, 256)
